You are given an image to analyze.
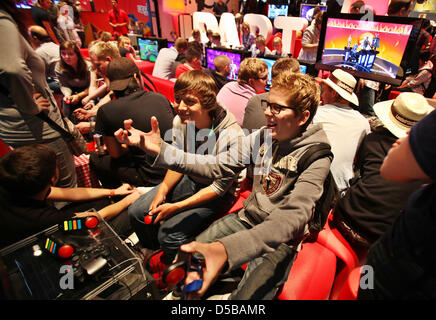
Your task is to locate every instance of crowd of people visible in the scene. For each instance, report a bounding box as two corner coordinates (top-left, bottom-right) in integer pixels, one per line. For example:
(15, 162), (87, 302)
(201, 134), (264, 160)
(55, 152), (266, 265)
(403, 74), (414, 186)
(1, 0), (436, 301)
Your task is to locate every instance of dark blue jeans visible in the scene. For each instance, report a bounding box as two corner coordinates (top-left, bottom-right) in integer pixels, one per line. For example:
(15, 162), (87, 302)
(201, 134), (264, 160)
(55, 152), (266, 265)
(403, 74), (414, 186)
(128, 175), (234, 262)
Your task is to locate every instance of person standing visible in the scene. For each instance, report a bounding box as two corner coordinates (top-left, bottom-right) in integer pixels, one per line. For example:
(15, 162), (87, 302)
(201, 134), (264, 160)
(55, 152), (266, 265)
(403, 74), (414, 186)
(0, 0), (77, 191)
(108, 0), (129, 39)
(28, 25), (61, 94)
(213, 0), (230, 16)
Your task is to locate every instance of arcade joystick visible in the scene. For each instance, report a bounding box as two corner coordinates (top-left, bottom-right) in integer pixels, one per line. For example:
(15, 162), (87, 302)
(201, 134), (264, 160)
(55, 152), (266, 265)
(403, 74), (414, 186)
(59, 216), (99, 231)
(162, 248), (203, 293)
(58, 244), (75, 259)
(144, 214), (157, 225)
(85, 216), (99, 229)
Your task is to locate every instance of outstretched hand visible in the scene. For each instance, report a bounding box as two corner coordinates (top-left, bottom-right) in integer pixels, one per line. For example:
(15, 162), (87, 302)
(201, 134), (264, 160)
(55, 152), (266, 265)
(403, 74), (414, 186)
(114, 116), (162, 156)
(180, 241), (228, 300)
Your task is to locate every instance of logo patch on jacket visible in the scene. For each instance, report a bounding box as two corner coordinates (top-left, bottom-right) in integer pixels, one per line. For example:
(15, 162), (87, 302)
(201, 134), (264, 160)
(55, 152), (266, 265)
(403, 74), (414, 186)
(261, 173), (282, 195)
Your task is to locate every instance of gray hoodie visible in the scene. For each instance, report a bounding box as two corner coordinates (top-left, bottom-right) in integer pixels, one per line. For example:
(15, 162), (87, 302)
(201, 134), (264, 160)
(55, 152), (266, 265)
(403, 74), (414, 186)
(162, 107), (245, 197)
(154, 122), (331, 271)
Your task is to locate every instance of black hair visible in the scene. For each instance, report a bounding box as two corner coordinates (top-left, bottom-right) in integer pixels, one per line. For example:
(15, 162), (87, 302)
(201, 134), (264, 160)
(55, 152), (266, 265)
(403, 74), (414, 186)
(387, 0), (411, 15)
(0, 144), (58, 197)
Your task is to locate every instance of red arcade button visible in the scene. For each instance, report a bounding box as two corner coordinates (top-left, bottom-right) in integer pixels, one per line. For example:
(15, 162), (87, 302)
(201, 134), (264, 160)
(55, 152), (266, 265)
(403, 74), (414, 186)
(85, 216), (99, 229)
(144, 215), (154, 225)
(58, 245), (74, 259)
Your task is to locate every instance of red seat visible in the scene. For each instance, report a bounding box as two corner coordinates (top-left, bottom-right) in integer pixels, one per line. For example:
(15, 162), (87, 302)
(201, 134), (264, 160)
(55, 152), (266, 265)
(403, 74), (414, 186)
(0, 139), (11, 157)
(314, 211), (359, 300)
(147, 74), (175, 102)
(337, 266), (362, 300)
(80, 48), (89, 60)
(135, 60), (155, 75)
(389, 90), (401, 100)
(276, 241), (337, 300)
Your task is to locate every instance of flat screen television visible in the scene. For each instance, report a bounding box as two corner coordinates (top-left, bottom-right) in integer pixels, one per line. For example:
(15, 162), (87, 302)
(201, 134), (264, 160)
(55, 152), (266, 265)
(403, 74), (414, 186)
(16, 0), (59, 8)
(167, 41), (175, 49)
(205, 48), (247, 81)
(138, 37), (167, 62)
(298, 60), (317, 76)
(315, 14), (424, 86)
(300, 4), (326, 20)
(268, 5), (289, 19)
(259, 56), (278, 91)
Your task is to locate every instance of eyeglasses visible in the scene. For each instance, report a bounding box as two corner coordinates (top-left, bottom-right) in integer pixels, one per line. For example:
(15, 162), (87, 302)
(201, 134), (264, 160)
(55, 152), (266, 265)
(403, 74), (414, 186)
(174, 95), (199, 107)
(261, 100), (296, 115)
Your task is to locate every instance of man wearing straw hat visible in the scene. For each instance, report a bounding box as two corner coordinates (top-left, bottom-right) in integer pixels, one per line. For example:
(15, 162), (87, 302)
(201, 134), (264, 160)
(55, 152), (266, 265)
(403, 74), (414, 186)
(358, 94), (436, 300)
(313, 68), (370, 193)
(332, 92), (433, 259)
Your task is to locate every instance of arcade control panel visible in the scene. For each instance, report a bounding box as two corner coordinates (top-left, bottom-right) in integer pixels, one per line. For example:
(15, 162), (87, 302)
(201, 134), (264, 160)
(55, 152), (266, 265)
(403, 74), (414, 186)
(0, 212), (158, 300)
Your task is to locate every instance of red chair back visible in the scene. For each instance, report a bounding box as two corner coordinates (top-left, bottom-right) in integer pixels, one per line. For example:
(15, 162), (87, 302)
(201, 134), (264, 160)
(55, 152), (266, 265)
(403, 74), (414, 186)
(0, 139), (11, 157)
(276, 241), (337, 300)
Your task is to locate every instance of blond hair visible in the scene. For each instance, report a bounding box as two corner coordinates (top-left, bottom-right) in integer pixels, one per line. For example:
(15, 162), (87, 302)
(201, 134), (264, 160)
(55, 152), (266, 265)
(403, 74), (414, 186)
(272, 71), (320, 130)
(272, 37), (282, 45)
(118, 36), (130, 47)
(99, 31), (112, 42)
(89, 41), (121, 60)
(237, 58), (268, 85)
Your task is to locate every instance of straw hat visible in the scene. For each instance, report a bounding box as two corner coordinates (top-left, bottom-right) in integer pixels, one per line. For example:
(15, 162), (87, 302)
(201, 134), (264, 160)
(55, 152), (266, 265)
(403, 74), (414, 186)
(373, 92), (435, 138)
(320, 68), (359, 106)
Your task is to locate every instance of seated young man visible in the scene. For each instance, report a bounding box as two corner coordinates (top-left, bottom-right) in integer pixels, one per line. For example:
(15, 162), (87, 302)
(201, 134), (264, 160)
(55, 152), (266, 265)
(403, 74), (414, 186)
(0, 144), (141, 248)
(217, 58), (268, 126)
(174, 44), (203, 79)
(114, 71), (332, 299)
(127, 70), (244, 265)
(90, 57), (175, 189)
(243, 57), (301, 131)
(358, 108), (436, 300)
(205, 55), (233, 90)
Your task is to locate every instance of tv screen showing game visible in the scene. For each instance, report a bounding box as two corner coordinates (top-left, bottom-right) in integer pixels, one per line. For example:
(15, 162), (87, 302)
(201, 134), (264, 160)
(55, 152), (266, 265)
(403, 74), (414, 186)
(316, 14), (423, 85)
(300, 4), (326, 20)
(138, 38), (159, 62)
(341, 0), (390, 16)
(205, 48), (246, 81)
(138, 38), (167, 62)
(268, 5), (289, 19)
(16, 0), (59, 8)
(259, 57), (278, 90)
(167, 41), (175, 49)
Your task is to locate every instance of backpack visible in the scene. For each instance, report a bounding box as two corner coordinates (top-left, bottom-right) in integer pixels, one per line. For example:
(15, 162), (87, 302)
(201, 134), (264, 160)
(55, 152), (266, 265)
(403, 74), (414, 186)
(297, 142), (340, 234)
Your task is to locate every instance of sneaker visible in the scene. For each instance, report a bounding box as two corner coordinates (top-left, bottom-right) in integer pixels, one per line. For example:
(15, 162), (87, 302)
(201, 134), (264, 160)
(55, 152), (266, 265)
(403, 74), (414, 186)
(206, 293), (231, 300)
(162, 289), (182, 300)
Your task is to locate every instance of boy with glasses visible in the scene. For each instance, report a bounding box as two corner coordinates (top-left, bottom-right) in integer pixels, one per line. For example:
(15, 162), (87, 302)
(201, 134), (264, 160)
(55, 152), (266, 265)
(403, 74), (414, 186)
(114, 71), (332, 299)
(217, 57), (269, 126)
